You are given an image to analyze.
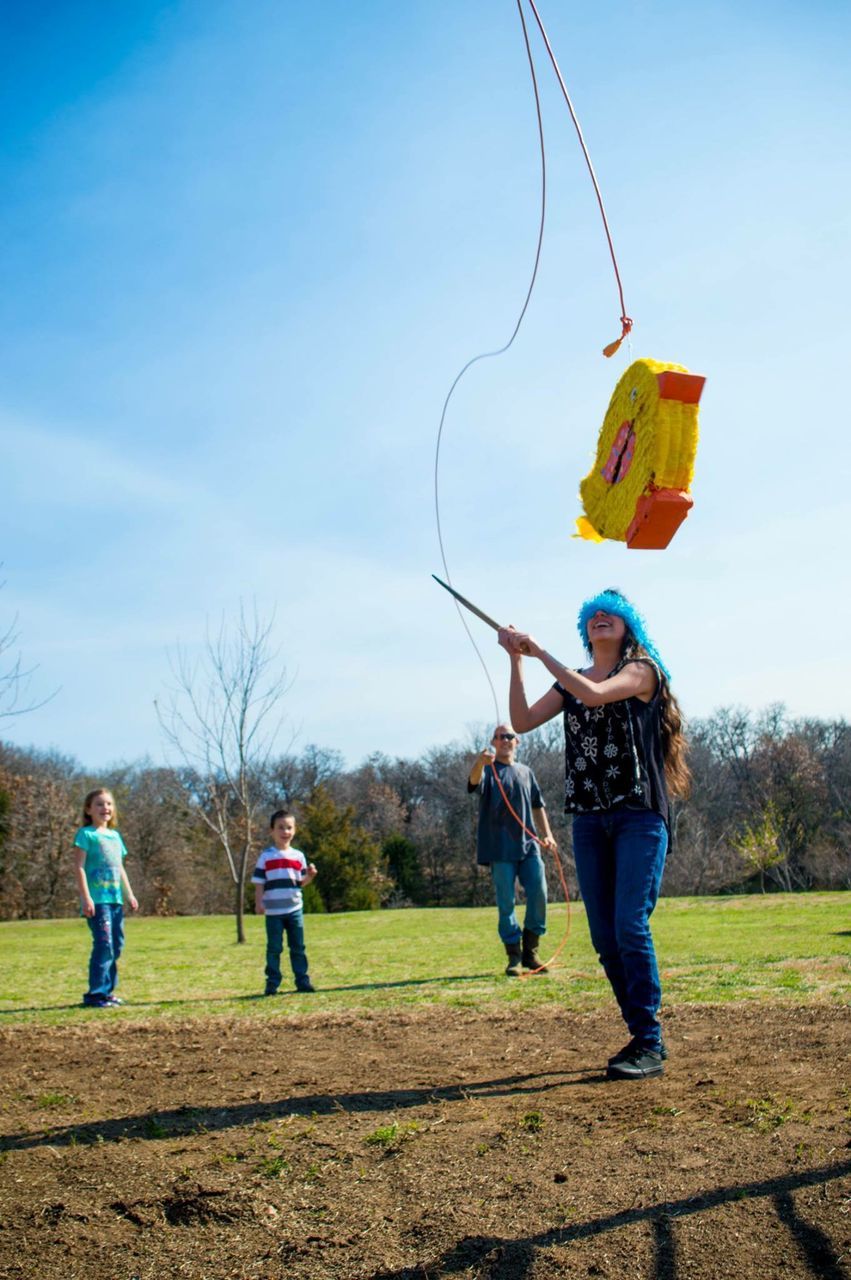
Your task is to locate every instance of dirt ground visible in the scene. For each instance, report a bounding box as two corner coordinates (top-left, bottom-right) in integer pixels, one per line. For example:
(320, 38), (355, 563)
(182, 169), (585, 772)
(1, 1004), (849, 1280)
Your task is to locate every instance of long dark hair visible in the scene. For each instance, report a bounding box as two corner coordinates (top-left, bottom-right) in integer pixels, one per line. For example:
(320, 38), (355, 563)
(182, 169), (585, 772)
(620, 631), (691, 799)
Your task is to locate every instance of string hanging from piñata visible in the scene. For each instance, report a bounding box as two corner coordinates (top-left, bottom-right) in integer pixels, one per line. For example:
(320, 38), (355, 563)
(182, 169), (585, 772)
(520, 3), (707, 549)
(575, 358), (706, 550)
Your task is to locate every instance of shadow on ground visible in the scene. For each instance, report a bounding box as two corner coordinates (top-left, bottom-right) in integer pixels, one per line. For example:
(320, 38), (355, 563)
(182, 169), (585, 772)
(0, 1066), (606, 1152)
(369, 1159), (851, 1280)
(0, 972), (497, 1017)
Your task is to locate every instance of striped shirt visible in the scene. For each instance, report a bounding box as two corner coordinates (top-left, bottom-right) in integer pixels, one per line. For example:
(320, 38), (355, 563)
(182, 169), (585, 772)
(251, 845), (308, 915)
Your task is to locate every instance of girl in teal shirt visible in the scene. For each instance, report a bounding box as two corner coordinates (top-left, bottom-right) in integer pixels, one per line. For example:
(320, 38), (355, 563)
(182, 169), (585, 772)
(73, 788), (138, 1008)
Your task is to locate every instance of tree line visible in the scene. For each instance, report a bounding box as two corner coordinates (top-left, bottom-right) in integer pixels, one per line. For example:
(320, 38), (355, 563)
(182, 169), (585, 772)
(1, 704), (848, 926)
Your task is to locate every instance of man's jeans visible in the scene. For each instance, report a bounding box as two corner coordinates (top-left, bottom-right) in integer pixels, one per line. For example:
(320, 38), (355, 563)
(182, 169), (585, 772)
(490, 853), (548, 945)
(265, 910), (310, 992)
(85, 903), (125, 998)
(572, 809), (668, 1049)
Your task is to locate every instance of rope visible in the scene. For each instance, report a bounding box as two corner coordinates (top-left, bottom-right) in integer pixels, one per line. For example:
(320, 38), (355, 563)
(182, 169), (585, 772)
(434, 0), (635, 721)
(433, 0), (546, 724)
(486, 760), (571, 976)
(435, 3), (637, 972)
(524, 0), (633, 356)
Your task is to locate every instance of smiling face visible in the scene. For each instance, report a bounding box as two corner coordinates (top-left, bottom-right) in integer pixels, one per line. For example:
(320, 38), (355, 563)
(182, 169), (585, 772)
(85, 790), (115, 829)
(271, 815), (297, 850)
(491, 725), (518, 764)
(586, 610), (627, 647)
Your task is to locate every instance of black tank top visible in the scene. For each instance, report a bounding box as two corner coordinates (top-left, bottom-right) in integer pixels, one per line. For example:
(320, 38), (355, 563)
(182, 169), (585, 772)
(553, 659), (669, 826)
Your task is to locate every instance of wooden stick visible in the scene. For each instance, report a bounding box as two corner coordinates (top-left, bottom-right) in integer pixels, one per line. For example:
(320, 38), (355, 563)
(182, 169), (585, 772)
(431, 575), (502, 632)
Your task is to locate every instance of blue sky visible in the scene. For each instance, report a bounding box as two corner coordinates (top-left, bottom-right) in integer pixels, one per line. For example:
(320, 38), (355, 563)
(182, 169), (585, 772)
(3, 0), (850, 769)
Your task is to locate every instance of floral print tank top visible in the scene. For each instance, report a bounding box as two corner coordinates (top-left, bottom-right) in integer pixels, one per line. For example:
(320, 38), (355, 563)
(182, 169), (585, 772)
(554, 659), (669, 823)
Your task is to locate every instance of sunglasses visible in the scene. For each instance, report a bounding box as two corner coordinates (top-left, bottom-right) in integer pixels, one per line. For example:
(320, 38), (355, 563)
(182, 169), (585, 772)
(495, 733), (517, 742)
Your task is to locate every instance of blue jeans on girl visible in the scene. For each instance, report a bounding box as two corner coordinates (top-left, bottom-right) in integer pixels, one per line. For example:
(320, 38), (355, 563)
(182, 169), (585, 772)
(571, 809), (668, 1050)
(85, 903), (125, 1002)
(264, 910), (311, 993)
(490, 853), (548, 944)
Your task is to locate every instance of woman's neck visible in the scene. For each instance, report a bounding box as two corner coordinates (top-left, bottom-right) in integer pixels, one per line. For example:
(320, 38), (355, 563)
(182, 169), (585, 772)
(588, 639), (623, 677)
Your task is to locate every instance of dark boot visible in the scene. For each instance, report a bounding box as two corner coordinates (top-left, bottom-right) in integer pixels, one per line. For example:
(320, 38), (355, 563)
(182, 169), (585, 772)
(504, 943), (523, 977)
(522, 929), (548, 973)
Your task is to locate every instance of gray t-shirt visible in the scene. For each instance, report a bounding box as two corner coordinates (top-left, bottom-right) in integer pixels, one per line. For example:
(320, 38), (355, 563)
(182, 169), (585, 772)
(468, 761), (544, 865)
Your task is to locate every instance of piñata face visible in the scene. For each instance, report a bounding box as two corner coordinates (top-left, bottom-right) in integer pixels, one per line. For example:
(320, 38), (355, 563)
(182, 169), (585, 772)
(576, 357), (705, 549)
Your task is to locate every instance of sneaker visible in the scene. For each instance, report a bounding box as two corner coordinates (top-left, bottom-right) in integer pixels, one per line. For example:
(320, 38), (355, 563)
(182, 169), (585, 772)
(606, 1045), (665, 1080)
(296, 981), (316, 993)
(104, 995), (124, 1006)
(264, 988), (280, 997)
(608, 1036), (668, 1067)
(82, 995), (112, 1009)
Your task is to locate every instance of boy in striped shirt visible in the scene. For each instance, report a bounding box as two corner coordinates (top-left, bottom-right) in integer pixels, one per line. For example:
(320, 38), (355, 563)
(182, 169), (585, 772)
(252, 809), (318, 995)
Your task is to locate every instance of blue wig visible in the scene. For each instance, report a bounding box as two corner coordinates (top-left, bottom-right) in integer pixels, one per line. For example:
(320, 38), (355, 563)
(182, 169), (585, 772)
(577, 589), (670, 682)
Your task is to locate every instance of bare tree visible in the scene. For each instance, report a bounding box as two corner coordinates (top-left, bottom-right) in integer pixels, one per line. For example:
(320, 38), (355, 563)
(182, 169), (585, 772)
(156, 605), (292, 942)
(0, 617), (29, 720)
(0, 592), (54, 722)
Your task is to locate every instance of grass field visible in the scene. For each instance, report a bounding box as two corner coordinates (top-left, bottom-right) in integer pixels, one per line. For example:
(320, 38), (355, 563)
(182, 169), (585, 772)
(2, 894), (850, 1279)
(1, 892), (848, 1025)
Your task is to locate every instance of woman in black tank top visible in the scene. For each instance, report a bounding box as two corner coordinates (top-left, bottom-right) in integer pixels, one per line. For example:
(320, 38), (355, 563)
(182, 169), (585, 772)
(498, 589), (690, 1081)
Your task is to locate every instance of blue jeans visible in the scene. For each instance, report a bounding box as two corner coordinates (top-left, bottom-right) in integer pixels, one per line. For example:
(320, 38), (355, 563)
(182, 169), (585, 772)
(572, 809), (668, 1049)
(85, 903), (125, 999)
(490, 854), (548, 945)
(265, 911), (310, 992)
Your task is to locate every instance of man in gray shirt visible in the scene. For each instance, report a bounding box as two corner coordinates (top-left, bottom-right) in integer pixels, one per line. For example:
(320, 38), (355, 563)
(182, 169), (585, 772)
(468, 724), (557, 976)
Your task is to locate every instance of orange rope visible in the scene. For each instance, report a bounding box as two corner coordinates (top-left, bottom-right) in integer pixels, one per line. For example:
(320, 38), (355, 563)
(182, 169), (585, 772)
(486, 761), (571, 976)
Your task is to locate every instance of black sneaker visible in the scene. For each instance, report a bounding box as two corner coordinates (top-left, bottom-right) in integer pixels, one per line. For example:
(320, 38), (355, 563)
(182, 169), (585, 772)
(104, 995), (124, 1006)
(296, 981), (316, 993)
(607, 1045), (664, 1080)
(264, 988), (280, 997)
(608, 1036), (668, 1067)
(82, 995), (111, 1009)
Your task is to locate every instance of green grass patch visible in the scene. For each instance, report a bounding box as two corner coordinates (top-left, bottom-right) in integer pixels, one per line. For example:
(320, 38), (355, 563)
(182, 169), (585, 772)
(364, 1122), (401, 1148)
(0, 893), (848, 1026)
(35, 1091), (76, 1109)
(744, 1095), (801, 1133)
(364, 1120), (421, 1150)
(259, 1154), (291, 1178)
(519, 1110), (543, 1133)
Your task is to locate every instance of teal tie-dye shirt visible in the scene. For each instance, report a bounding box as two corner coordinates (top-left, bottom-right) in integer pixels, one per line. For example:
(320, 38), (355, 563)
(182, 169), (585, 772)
(74, 827), (128, 905)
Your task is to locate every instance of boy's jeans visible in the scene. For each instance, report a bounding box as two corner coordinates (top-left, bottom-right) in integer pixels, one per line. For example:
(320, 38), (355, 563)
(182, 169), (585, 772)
(490, 853), (548, 945)
(265, 910), (310, 992)
(571, 808), (668, 1050)
(86, 903), (125, 998)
